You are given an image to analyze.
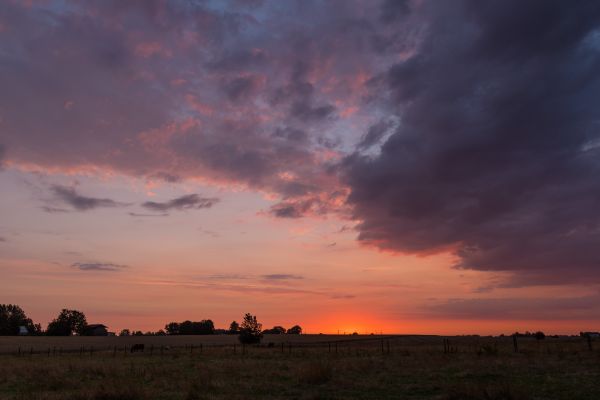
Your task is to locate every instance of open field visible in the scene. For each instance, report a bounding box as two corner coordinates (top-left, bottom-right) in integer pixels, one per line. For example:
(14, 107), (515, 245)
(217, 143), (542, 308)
(1, 335), (600, 399)
(0, 334), (395, 354)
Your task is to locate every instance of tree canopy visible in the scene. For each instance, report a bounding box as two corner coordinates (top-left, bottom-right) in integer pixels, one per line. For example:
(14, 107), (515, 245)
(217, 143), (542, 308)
(0, 304), (40, 335)
(287, 325), (302, 334)
(263, 326), (286, 334)
(164, 320), (215, 335)
(46, 309), (87, 336)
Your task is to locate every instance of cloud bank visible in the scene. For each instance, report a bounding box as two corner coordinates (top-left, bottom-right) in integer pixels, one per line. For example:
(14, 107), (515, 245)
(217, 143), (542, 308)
(342, 0), (600, 285)
(1, 0), (599, 286)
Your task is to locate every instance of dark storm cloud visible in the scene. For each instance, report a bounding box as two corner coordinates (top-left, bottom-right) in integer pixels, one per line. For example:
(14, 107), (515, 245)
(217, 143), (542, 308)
(380, 0), (411, 24)
(51, 185), (126, 211)
(141, 194), (219, 212)
(343, 0), (600, 284)
(72, 262), (127, 272)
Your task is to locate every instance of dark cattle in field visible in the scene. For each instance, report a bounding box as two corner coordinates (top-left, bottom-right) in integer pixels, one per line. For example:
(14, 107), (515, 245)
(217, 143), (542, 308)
(131, 344), (145, 353)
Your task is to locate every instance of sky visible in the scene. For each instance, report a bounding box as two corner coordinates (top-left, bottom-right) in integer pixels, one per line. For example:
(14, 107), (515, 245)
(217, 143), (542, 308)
(1, 0), (600, 335)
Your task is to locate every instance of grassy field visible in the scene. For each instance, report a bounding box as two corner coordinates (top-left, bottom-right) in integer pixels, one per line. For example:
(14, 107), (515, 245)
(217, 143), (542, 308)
(1, 335), (599, 400)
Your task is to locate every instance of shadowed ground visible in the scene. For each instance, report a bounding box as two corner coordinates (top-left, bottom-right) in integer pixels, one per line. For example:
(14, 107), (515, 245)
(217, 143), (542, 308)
(1, 335), (599, 399)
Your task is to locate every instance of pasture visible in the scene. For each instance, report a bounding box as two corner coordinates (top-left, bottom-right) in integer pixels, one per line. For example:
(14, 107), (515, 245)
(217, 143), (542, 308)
(0, 335), (599, 400)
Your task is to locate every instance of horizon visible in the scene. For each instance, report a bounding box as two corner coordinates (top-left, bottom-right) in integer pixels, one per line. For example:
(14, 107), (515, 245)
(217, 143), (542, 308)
(2, 1), (600, 338)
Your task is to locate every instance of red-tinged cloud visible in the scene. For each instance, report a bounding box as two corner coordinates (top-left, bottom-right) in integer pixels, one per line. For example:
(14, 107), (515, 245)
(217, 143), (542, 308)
(0, 0), (393, 219)
(2, 0), (600, 287)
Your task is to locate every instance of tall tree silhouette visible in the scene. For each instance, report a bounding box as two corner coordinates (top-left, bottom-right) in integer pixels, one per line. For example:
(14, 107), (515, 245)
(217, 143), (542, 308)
(238, 313), (263, 344)
(46, 309), (87, 336)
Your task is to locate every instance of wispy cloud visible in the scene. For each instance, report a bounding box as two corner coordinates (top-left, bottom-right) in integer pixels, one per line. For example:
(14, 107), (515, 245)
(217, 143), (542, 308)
(72, 262), (127, 272)
(261, 274), (304, 280)
(208, 274), (250, 280)
(128, 212), (169, 217)
(41, 206), (69, 213)
(141, 194), (219, 212)
(51, 185), (127, 211)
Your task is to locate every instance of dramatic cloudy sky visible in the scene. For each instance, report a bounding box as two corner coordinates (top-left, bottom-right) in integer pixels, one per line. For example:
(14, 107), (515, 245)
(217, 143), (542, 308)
(1, 0), (600, 334)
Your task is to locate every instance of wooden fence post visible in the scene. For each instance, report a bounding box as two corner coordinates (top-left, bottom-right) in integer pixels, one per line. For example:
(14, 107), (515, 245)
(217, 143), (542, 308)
(512, 335), (518, 353)
(18, 346), (21, 357)
(587, 335), (593, 352)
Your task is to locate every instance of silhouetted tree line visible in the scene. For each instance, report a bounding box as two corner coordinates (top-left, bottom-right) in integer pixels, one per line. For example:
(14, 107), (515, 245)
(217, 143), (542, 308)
(262, 324), (302, 334)
(1, 305), (302, 342)
(512, 331), (546, 340)
(164, 320), (215, 335)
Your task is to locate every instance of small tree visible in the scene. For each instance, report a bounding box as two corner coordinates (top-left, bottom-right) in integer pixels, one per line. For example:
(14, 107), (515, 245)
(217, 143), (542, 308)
(287, 325), (302, 334)
(229, 321), (239, 334)
(534, 331), (546, 341)
(46, 309), (87, 336)
(238, 313), (262, 344)
(119, 329), (131, 336)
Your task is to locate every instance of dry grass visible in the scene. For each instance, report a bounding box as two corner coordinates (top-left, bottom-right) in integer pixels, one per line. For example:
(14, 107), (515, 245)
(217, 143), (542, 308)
(0, 335), (598, 399)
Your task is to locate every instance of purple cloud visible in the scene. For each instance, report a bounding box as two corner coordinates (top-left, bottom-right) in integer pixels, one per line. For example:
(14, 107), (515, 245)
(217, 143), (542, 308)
(141, 194), (219, 212)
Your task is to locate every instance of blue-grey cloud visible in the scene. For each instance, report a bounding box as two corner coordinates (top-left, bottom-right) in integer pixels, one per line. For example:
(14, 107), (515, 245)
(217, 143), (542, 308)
(51, 185), (127, 211)
(141, 194), (219, 212)
(128, 212), (169, 217)
(72, 262), (127, 272)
